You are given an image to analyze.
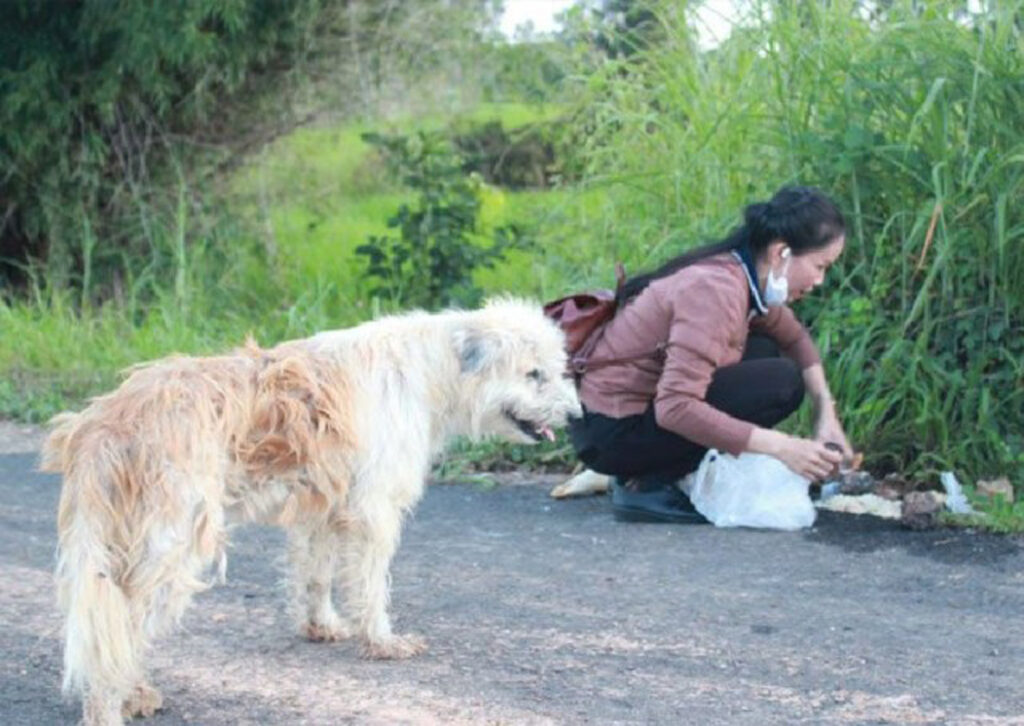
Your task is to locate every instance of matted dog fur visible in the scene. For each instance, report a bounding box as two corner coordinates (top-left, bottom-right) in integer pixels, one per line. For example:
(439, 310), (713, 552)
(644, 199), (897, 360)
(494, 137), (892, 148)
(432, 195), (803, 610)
(41, 298), (580, 725)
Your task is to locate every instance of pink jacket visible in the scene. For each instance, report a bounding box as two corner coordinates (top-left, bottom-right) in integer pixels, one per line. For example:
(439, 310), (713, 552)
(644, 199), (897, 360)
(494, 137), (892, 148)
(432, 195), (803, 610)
(578, 252), (820, 455)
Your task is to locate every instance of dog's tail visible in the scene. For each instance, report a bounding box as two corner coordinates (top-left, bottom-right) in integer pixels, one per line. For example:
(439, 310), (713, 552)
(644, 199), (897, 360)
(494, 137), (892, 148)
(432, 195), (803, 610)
(47, 415), (140, 697)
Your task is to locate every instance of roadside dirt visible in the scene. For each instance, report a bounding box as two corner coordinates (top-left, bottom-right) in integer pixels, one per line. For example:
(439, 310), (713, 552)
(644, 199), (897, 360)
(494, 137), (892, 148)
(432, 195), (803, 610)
(0, 420), (46, 455)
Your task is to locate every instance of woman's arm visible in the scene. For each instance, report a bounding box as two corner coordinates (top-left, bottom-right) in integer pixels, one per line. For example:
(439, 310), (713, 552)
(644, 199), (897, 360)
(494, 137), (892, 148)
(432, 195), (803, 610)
(750, 309), (854, 470)
(802, 363), (854, 459)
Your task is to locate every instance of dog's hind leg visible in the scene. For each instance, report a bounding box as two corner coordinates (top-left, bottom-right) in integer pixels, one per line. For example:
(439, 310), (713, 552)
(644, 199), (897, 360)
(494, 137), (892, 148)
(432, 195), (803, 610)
(56, 453), (149, 726)
(342, 480), (427, 660)
(287, 520), (352, 642)
(62, 458), (223, 725)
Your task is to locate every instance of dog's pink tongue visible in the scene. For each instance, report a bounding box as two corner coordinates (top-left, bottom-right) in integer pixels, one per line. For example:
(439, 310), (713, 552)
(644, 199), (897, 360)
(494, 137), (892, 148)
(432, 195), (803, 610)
(541, 426), (555, 442)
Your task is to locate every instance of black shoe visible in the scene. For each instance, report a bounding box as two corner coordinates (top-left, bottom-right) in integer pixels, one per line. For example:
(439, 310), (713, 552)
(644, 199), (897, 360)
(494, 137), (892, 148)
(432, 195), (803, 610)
(611, 477), (709, 524)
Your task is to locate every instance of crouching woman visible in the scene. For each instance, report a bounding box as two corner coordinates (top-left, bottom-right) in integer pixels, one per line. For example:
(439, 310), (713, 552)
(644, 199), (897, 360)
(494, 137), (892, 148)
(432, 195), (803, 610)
(568, 186), (852, 523)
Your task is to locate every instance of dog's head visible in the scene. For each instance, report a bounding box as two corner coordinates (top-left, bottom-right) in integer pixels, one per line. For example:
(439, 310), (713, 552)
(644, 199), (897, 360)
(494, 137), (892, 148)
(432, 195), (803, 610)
(453, 298), (582, 444)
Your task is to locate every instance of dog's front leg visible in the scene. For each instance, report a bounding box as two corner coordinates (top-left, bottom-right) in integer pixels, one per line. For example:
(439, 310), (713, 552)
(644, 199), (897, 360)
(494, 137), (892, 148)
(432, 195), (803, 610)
(343, 498), (427, 659)
(287, 521), (352, 642)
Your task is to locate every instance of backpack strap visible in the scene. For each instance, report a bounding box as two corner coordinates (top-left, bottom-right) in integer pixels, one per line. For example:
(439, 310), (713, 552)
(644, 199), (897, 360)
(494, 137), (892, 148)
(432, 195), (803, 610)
(569, 261), (666, 379)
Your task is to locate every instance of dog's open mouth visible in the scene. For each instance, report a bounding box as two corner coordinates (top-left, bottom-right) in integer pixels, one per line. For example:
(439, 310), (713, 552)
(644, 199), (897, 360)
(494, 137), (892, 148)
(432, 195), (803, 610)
(504, 409), (556, 442)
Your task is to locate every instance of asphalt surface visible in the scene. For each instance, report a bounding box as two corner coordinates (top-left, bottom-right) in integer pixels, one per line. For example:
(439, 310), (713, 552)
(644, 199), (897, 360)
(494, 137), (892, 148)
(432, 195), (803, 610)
(2, 450), (1023, 725)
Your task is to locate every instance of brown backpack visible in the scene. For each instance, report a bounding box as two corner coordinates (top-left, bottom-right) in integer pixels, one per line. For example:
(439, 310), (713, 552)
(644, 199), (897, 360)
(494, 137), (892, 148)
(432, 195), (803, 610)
(543, 263), (664, 378)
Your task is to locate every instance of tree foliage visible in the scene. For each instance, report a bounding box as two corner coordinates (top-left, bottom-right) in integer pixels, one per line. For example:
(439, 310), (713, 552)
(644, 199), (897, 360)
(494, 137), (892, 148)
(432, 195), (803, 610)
(355, 131), (527, 310)
(0, 0), (498, 297)
(591, 0), (663, 59)
(1, 1), (325, 285)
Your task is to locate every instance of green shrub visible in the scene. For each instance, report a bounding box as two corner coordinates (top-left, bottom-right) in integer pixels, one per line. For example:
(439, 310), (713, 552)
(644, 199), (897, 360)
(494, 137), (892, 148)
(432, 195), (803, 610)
(355, 131), (529, 310)
(0, 0), (347, 293)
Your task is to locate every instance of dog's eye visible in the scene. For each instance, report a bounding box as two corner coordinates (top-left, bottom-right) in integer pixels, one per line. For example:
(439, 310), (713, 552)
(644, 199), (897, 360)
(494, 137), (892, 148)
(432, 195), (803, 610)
(526, 368), (545, 383)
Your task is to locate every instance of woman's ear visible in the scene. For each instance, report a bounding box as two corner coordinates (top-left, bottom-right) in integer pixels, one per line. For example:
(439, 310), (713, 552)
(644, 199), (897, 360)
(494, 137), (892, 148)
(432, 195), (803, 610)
(766, 239), (790, 266)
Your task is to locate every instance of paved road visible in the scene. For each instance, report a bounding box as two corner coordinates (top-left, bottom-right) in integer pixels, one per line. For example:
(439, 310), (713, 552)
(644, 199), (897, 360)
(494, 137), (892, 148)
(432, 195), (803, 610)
(2, 451), (1023, 725)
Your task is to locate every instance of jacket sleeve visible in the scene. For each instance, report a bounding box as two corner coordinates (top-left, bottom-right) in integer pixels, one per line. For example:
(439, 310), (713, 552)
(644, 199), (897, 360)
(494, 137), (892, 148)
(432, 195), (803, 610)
(749, 305), (821, 370)
(652, 267), (756, 455)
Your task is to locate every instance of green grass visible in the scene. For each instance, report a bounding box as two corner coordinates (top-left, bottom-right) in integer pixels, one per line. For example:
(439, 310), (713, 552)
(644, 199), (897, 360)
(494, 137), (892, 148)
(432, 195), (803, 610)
(1, 4), (1021, 509)
(434, 432), (577, 482)
(943, 489), (1024, 535)
(476, 184), (626, 296)
(230, 102), (578, 307)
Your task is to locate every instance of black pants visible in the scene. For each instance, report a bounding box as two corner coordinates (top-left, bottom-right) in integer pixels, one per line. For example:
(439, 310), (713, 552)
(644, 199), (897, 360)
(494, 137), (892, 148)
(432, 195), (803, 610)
(568, 336), (804, 486)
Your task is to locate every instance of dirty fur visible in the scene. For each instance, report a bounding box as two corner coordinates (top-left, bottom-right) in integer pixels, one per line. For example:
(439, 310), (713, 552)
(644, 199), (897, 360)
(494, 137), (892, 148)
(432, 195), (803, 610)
(41, 298), (580, 725)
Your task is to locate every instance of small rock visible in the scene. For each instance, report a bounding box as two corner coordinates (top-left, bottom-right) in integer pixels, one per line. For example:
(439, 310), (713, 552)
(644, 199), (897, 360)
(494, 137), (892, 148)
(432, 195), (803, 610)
(874, 482), (903, 500)
(836, 470), (876, 496)
(876, 472), (912, 500)
(976, 477), (1014, 504)
(901, 490), (946, 530)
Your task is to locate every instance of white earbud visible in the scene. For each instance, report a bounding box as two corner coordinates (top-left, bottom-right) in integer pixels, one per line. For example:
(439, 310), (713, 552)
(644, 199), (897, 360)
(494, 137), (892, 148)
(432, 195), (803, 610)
(763, 246), (791, 307)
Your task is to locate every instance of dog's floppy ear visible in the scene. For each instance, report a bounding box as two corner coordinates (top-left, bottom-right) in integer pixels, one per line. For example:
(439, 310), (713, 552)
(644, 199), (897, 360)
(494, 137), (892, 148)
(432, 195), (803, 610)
(453, 325), (499, 374)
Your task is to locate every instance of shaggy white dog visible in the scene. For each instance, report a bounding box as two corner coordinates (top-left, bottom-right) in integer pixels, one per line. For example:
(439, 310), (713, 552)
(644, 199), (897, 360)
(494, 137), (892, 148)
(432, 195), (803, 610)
(41, 298), (580, 725)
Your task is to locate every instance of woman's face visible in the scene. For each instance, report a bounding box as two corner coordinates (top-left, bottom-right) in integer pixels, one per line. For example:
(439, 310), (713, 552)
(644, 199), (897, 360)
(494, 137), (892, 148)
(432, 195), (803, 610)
(786, 235), (845, 302)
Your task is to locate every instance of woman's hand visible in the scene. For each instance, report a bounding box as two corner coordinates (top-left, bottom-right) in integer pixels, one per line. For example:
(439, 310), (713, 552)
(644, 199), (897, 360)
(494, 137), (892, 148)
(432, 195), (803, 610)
(777, 435), (844, 481)
(748, 428), (843, 482)
(814, 408), (854, 461)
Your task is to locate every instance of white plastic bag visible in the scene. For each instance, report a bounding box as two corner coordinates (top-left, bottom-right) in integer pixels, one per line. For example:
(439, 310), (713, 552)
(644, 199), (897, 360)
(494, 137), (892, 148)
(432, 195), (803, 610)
(682, 449), (816, 530)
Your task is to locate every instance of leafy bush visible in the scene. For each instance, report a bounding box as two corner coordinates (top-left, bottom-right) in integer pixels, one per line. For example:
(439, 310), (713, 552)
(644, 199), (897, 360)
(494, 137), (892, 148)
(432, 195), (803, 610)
(0, 0), (346, 293)
(453, 120), (559, 189)
(0, 0), (497, 301)
(355, 131), (528, 310)
(477, 40), (571, 103)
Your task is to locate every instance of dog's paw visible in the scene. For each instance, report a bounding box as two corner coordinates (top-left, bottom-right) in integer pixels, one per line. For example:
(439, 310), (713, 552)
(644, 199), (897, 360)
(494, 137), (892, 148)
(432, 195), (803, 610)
(303, 617), (353, 643)
(121, 683), (163, 719)
(360, 632), (428, 660)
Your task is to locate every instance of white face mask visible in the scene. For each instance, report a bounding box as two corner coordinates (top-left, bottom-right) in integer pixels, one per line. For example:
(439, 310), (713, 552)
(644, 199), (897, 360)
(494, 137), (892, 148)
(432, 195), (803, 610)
(763, 247), (791, 307)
